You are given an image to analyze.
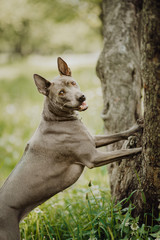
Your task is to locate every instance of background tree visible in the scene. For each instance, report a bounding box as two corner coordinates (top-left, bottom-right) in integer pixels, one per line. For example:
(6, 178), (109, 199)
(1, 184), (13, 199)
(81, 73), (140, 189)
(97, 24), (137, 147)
(96, 0), (160, 222)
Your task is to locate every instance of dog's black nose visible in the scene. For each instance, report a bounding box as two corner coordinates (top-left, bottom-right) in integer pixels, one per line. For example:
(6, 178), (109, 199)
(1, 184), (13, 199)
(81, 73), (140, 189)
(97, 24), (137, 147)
(79, 95), (86, 103)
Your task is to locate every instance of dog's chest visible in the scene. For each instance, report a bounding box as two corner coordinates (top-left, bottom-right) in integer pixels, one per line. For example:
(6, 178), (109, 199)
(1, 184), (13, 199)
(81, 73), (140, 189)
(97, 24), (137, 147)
(31, 119), (95, 162)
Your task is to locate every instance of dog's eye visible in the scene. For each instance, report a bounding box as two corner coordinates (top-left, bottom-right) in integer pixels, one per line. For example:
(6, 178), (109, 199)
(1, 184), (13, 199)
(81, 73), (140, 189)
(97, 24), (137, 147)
(59, 90), (65, 96)
(71, 81), (76, 86)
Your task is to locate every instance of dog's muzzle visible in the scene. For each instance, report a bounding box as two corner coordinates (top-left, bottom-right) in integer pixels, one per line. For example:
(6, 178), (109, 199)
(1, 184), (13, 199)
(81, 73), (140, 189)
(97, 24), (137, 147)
(78, 95), (86, 103)
(78, 95), (88, 111)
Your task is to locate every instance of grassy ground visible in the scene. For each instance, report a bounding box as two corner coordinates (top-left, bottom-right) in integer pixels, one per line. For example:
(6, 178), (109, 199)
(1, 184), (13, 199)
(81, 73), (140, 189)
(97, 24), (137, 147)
(20, 184), (160, 240)
(0, 55), (159, 239)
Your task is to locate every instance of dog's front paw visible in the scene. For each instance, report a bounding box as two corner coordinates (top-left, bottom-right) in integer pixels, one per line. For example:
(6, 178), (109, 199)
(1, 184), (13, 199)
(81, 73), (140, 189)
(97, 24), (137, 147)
(127, 136), (137, 148)
(123, 135), (142, 149)
(123, 136), (137, 149)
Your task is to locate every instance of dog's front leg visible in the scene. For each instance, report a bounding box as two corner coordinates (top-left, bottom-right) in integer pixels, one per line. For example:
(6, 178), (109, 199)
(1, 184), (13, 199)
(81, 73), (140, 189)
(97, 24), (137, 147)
(88, 147), (142, 168)
(94, 124), (142, 148)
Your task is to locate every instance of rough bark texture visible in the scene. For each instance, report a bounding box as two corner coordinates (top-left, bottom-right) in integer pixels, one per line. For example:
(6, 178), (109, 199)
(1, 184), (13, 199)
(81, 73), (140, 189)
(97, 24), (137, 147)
(141, 0), (160, 219)
(96, 0), (160, 222)
(96, 0), (142, 204)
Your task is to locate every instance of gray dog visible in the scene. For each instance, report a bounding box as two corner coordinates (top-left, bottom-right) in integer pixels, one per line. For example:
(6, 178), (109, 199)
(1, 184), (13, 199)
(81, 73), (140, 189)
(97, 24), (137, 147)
(0, 57), (142, 240)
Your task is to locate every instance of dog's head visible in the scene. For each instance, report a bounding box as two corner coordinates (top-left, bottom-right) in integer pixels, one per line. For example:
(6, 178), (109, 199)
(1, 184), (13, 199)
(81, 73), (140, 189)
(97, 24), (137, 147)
(33, 57), (88, 113)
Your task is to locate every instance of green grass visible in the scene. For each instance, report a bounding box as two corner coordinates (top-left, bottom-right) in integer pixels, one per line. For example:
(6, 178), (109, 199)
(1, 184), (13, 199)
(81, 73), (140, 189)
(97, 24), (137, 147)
(0, 56), (160, 240)
(20, 183), (160, 240)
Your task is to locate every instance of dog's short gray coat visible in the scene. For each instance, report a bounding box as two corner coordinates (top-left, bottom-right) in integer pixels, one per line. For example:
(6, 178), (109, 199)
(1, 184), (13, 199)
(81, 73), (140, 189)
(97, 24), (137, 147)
(0, 57), (142, 240)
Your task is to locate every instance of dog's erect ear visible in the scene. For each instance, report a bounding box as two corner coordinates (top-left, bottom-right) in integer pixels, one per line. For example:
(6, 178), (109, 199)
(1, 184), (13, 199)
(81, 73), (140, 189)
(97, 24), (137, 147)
(33, 74), (51, 96)
(57, 57), (72, 76)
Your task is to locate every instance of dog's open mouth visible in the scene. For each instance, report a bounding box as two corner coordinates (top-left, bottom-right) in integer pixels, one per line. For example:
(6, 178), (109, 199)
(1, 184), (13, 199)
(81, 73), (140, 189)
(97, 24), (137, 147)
(78, 101), (88, 111)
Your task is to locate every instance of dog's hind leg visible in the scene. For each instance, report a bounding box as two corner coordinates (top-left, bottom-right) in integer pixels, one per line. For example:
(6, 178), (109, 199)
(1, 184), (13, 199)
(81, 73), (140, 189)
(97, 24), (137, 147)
(0, 205), (20, 240)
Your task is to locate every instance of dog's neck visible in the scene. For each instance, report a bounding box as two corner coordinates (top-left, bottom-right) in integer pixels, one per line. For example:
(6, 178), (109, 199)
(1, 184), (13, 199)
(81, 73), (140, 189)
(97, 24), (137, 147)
(42, 98), (78, 122)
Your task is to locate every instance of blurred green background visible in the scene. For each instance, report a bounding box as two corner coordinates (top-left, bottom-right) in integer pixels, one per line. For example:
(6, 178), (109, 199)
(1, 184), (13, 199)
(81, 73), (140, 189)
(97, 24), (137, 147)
(0, 0), (107, 186)
(0, 0), (102, 58)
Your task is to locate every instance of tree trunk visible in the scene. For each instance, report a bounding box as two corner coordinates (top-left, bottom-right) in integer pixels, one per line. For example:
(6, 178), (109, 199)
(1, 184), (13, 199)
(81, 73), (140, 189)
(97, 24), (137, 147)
(96, 0), (142, 201)
(141, 0), (160, 220)
(96, 0), (160, 222)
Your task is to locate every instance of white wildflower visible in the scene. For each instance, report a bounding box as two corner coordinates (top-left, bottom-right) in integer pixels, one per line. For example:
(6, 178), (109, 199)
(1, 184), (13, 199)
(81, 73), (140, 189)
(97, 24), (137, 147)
(131, 222), (139, 231)
(34, 208), (43, 214)
(125, 222), (129, 227)
(122, 219), (129, 227)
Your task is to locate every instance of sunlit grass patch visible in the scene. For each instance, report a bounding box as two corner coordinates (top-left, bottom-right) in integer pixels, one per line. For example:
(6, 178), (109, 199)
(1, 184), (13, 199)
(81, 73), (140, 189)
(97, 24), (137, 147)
(20, 183), (160, 240)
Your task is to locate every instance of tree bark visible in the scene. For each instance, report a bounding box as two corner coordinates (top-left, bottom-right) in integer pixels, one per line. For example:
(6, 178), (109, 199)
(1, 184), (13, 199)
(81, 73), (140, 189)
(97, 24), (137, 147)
(97, 0), (160, 222)
(96, 0), (142, 202)
(141, 0), (160, 220)
(96, 0), (159, 223)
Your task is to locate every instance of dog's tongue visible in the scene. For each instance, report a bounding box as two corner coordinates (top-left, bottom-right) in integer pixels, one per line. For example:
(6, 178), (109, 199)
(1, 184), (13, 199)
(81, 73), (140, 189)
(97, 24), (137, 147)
(79, 101), (88, 111)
